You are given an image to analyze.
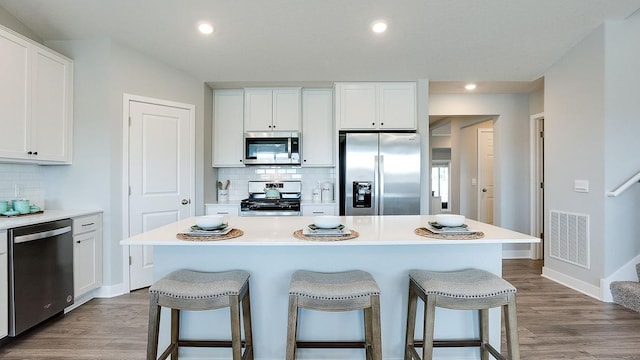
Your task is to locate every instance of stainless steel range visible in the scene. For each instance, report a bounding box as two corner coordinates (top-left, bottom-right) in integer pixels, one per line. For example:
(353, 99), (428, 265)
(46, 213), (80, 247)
(240, 181), (301, 216)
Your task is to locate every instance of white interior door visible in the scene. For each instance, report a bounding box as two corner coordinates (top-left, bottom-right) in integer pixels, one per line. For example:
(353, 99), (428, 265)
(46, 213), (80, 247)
(128, 100), (193, 290)
(478, 128), (494, 224)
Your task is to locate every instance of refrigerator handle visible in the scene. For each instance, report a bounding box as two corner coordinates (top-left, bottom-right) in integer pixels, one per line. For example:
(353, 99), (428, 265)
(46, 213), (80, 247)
(379, 155), (384, 214)
(374, 155), (380, 215)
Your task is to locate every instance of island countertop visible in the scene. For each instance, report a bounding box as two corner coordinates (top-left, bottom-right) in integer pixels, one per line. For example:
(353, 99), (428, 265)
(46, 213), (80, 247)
(120, 215), (539, 246)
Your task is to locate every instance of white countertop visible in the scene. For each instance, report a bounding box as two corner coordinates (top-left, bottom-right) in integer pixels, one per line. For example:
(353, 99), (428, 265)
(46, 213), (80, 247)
(120, 215), (539, 246)
(0, 209), (102, 230)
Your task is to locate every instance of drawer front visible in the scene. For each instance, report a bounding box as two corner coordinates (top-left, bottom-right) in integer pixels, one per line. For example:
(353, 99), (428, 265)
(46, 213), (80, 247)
(73, 214), (101, 235)
(205, 204), (240, 216)
(0, 230), (6, 254)
(302, 205), (336, 216)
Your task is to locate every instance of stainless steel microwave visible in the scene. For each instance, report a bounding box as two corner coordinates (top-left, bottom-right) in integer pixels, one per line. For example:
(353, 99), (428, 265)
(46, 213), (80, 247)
(244, 131), (301, 165)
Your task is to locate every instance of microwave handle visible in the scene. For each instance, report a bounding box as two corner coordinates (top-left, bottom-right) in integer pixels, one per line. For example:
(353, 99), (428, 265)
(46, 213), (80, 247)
(288, 137), (292, 159)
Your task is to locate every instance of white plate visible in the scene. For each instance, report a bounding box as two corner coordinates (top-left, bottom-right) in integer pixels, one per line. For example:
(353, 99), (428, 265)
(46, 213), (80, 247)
(425, 223), (476, 235)
(185, 226), (233, 236)
(303, 226), (350, 237)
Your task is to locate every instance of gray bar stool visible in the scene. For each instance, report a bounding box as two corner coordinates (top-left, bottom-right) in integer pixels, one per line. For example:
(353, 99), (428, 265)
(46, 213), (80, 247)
(147, 269), (253, 360)
(286, 270), (382, 360)
(405, 269), (519, 360)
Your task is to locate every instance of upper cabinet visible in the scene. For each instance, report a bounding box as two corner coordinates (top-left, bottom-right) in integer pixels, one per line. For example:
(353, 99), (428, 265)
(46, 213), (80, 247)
(213, 89), (245, 167)
(0, 26), (73, 164)
(335, 82), (416, 131)
(244, 87), (301, 132)
(302, 89), (334, 167)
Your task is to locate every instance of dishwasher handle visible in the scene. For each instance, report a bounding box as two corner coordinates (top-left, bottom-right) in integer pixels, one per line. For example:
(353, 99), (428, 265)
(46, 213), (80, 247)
(13, 226), (72, 244)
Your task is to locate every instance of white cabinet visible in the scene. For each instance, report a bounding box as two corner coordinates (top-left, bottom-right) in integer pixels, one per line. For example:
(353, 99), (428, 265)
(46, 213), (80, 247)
(336, 82), (416, 130)
(205, 204), (240, 216)
(244, 88), (301, 131)
(73, 213), (103, 299)
(0, 26), (73, 164)
(0, 230), (7, 339)
(302, 204), (337, 216)
(302, 89), (334, 167)
(213, 89), (245, 167)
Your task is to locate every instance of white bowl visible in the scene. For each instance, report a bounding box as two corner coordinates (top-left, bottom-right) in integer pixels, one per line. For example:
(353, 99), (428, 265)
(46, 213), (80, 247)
(313, 215), (341, 229)
(435, 214), (465, 227)
(195, 215), (226, 229)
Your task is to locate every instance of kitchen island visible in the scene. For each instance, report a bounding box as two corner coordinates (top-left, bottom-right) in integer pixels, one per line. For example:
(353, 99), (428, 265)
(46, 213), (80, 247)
(121, 215), (538, 360)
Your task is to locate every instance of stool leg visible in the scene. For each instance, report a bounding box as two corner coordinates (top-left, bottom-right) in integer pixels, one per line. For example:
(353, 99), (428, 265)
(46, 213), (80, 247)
(364, 306), (373, 359)
(422, 295), (436, 360)
(171, 309), (180, 359)
(370, 294), (382, 360)
(504, 294), (520, 360)
(242, 286), (254, 360)
(479, 309), (489, 360)
(147, 293), (161, 360)
(285, 295), (299, 360)
(230, 294), (243, 360)
(405, 283), (418, 360)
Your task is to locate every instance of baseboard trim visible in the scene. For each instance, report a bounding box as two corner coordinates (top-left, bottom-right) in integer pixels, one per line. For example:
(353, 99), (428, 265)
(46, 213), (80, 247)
(542, 266), (602, 301)
(93, 282), (129, 298)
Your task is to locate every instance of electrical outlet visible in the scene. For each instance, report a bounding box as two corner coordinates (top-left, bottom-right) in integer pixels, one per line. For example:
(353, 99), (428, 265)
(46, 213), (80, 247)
(14, 184), (24, 198)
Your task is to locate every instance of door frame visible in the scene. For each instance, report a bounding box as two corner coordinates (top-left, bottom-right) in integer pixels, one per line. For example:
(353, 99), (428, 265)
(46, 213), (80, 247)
(121, 93), (195, 292)
(529, 112), (544, 259)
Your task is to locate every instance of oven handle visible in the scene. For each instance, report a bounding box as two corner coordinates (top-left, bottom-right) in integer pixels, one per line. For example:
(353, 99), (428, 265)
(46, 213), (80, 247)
(13, 226), (72, 244)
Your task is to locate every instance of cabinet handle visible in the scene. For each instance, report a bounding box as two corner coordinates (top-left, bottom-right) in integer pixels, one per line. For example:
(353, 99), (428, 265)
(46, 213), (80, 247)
(217, 212), (230, 214)
(372, 122), (375, 126)
(27, 151), (32, 155)
(312, 211), (325, 214)
(33, 151), (38, 155)
(82, 223), (95, 227)
(380, 122), (384, 126)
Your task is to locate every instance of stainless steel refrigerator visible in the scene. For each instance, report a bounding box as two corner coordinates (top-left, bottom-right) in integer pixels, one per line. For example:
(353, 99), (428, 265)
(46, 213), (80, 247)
(339, 132), (421, 215)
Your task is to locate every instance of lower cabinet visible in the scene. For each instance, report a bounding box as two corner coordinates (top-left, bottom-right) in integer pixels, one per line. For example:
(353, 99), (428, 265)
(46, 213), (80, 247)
(72, 213), (103, 299)
(302, 204), (337, 216)
(0, 230), (7, 339)
(205, 204), (240, 216)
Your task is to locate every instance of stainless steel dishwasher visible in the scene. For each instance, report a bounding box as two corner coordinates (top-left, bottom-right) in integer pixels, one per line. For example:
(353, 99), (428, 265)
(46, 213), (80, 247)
(7, 218), (74, 336)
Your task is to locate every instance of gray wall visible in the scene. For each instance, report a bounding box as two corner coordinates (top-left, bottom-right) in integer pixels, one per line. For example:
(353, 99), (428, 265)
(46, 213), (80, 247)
(544, 11), (640, 289)
(39, 39), (206, 288)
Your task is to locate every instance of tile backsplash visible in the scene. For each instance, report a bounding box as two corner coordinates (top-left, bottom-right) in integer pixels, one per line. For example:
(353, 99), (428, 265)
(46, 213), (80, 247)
(217, 166), (336, 202)
(0, 164), (46, 209)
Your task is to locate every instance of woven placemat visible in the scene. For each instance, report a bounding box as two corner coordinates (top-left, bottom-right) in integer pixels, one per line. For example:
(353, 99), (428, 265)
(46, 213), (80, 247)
(176, 228), (244, 241)
(414, 227), (484, 240)
(293, 229), (359, 242)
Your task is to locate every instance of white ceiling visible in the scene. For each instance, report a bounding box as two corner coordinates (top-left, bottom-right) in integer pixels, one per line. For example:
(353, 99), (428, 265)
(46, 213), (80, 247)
(2, 0), (640, 92)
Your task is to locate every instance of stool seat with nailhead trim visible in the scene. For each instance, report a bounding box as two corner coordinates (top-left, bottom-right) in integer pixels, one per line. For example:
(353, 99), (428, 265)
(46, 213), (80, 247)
(146, 269), (253, 360)
(286, 270), (382, 360)
(405, 269), (520, 360)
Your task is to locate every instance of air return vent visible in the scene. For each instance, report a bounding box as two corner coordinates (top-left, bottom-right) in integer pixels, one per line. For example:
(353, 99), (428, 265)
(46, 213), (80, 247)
(549, 210), (590, 268)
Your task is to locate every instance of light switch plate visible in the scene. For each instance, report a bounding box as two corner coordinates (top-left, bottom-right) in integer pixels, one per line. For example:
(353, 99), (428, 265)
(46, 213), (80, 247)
(574, 179), (589, 193)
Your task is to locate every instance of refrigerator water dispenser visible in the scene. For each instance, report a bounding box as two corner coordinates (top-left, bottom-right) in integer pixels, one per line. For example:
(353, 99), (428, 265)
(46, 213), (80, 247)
(353, 181), (372, 208)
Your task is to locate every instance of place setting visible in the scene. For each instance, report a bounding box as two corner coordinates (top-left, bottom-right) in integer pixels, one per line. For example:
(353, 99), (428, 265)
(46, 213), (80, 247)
(176, 215), (244, 241)
(415, 214), (484, 239)
(293, 216), (359, 241)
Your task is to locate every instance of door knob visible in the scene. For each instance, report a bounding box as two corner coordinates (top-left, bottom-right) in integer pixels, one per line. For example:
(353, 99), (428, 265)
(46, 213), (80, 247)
(181, 199), (190, 205)
(482, 188), (488, 193)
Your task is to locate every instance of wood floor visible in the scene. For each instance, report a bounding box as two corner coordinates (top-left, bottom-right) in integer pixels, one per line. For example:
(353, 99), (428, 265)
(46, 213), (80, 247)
(1, 260), (640, 359)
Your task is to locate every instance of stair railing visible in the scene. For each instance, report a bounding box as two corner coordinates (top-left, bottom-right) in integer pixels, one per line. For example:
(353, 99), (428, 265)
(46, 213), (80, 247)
(607, 170), (640, 197)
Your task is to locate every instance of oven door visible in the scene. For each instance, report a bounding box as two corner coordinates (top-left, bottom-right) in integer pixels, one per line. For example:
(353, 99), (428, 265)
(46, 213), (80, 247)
(244, 132), (300, 165)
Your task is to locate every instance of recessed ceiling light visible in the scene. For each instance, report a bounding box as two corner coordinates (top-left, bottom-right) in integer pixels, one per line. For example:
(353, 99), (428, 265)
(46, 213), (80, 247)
(198, 22), (214, 35)
(372, 21), (388, 33)
(465, 83), (477, 90)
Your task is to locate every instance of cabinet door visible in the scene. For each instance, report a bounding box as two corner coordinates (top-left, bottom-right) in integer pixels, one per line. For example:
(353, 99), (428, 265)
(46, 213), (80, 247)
(272, 88), (301, 131)
(31, 47), (73, 162)
(336, 83), (376, 130)
(73, 231), (103, 298)
(213, 89), (245, 167)
(302, 89), (334, 166)
(244, 88), (273, 131)
(0, 31), (30, 160)
(378, 83), (416, 130)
